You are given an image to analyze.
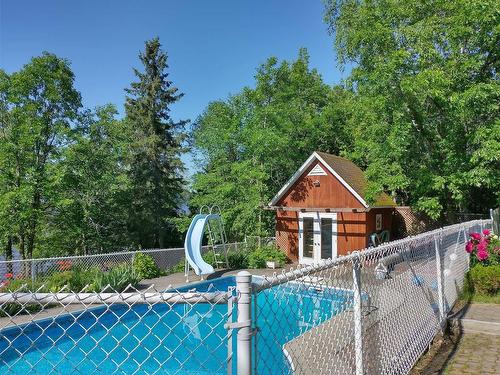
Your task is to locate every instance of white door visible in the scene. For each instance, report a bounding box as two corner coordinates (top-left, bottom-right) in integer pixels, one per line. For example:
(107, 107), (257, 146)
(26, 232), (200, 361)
(298, 212), (337, 264)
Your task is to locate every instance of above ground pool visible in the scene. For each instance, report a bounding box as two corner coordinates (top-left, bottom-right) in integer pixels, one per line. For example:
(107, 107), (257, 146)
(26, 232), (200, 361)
(0, 276), (353, 374)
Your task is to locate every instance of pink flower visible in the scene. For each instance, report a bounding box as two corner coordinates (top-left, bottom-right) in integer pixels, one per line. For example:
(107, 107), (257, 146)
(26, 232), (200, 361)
(482, 229), (490, 236)
(465, 241), (474, 253)
(4, 273), (13, 279)
(470, 232), (481, 241)
(477, 239), (488, 253)
(477, 250), (489, 261)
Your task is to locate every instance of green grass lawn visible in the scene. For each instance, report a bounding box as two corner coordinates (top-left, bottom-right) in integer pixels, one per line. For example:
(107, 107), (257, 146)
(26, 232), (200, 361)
(460, 292), (500, 304)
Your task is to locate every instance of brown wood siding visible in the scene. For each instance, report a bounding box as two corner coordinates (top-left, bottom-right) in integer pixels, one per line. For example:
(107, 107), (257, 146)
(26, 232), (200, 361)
(277, 161), (366, 209)
(275, 161), (369, 259)
(336, 212), (368, 255)
(276, 210), (299, 259)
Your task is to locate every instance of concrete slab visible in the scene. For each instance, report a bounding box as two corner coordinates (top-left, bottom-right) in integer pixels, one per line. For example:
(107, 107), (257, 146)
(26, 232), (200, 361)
(139, 265), (299, 291)
(459, 303), (500, 323)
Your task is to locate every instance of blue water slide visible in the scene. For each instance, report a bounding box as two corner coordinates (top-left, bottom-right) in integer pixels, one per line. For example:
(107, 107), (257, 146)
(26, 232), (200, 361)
(184, 214), (220, 276)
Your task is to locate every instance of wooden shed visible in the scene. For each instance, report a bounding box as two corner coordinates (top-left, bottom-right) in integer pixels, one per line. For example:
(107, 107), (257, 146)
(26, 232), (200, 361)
(268, 151), (396, 264)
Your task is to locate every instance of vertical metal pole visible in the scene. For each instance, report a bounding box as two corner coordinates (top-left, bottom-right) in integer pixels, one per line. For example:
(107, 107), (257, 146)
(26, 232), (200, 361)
(236, 271), (252, 375)
(435, 229), (446, 325)
(185, 258), (189, 282)
(227, 289), (234, 375)
(253, 296), (258, 375)
(31, 260), (36, 282)
(352, 252), (364, 375)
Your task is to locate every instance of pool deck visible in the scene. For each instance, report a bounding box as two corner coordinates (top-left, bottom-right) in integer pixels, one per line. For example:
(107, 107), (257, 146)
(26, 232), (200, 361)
(139, 265), (298, 291)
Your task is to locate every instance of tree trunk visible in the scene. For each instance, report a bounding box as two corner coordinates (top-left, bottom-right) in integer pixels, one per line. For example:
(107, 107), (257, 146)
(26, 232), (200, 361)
(19, 233), (25, 259)
(27, 190), (41, 259)
(5, 236), (13, 274)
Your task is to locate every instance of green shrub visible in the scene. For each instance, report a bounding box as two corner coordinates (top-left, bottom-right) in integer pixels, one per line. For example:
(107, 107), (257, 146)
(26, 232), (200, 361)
(133, 252), (161, 279)
(166, 259), (186, 275)
(44, 271), (75, 292)
(0, 264), (140, 316)
(92, 263), (140, 292)
(43, 267), (100, 292)
(227, 252), (249, 269)
(466, 264), (500, 296)
(0, 278), (45, 292)
(0, 302), (42, 317)
(202, 252), (219, 267)
(203, 251), (233, 268)
(0, 279), (46, 317)
(247, 245), (287, 269)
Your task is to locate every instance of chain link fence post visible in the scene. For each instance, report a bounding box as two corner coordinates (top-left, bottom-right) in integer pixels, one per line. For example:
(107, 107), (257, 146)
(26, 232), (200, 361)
(434, 229), (446, 326)
(236, 271), (252, 375)
(352, 252), (364, 375)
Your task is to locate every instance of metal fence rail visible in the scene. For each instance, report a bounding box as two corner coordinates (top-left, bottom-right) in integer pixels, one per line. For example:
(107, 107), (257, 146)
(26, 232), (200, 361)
(0, 241), (251, 282)
(0, 220), (491, 374)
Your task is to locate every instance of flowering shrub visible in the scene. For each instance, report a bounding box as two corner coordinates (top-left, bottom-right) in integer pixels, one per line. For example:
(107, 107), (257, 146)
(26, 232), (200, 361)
(57, 260), (72, 271)
(465, 229), (499, 267)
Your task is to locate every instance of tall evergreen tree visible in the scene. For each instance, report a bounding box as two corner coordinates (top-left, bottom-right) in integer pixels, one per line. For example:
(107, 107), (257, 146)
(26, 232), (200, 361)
(125, 38), (186, 248)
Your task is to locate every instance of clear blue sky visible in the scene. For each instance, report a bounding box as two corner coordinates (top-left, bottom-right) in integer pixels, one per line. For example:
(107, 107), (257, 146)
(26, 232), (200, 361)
(0, 0), (347, 176)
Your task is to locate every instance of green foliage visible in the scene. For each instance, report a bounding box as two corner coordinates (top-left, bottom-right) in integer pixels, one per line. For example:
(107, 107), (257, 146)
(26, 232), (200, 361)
(43, 267), (100, 292)
(0, 278), (45, 293)
(0, 39), (187, 258)
(247, 245), (287, 269)
(0, 302), (42, 318)
(227, 252), (249, 269)
(323, 0), (500, 218)
(191, 49), (351, 239)
(201, 251), (218, 267)
(133, 252), (161, 279)
(44, 271), (79, 292)
(1, 263), (139, 295)
(91, 264), (140, 292)
(124, 37), (186, 248)
(465, 264), (500, 296)
(166, 258), (186, 275)
(42, 105), (134, 256)
(0, 53), (82, 258)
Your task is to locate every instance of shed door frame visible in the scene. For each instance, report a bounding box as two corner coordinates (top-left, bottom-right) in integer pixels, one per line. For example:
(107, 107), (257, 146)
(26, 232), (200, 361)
(298, 212), (337, 264)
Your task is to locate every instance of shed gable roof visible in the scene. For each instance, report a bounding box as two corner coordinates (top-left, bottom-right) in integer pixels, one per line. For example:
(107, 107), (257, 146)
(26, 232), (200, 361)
(269, 151), (395, 208)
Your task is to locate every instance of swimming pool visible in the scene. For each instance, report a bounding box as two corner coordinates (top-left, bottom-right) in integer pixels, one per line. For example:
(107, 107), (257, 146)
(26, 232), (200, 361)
(0, 276), (352, 374)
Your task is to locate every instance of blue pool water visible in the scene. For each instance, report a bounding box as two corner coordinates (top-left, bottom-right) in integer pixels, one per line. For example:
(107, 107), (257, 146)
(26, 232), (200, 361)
(0, 276), (352, 374)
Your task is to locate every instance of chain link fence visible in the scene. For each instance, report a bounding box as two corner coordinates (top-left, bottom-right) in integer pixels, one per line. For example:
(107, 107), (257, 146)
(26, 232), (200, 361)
(0, 242), (253, 283)
(0, 286), (234, 374)
(253, 219), (491, 375)
(0, 220), (491, 374)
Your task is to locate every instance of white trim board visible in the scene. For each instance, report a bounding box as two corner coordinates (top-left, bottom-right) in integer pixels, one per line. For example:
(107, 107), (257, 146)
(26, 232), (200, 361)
(269, 152), (369, 208)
